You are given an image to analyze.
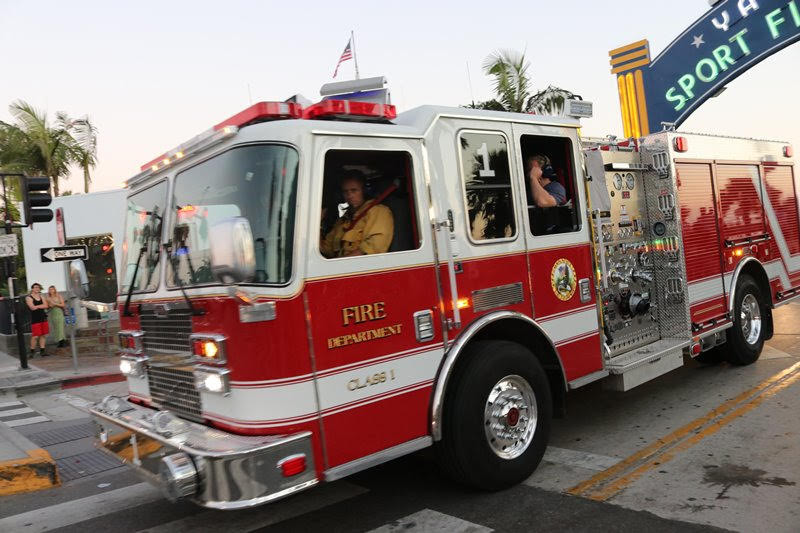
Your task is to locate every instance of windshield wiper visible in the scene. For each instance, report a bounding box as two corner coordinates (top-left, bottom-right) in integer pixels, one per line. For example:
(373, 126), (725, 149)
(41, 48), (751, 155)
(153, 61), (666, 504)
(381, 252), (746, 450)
(122, 243), (148, 317)
(165, 241), (204, 316)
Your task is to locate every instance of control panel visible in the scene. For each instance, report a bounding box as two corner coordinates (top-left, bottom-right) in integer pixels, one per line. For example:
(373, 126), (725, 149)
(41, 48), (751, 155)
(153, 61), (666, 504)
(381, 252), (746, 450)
(585, 146), (691, 357)
(593, 164), (658, 354)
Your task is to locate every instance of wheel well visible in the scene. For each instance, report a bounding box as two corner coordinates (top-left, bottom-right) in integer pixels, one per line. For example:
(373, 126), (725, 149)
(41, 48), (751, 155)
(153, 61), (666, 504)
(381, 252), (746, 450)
(736, 261), (774, 340)
(464, 318), (567, 417)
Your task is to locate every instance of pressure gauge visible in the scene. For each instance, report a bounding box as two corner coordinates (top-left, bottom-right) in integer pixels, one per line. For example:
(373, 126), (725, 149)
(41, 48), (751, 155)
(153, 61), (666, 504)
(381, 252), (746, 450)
(625, 173), (636, 190)
(613, 173), (623, 190)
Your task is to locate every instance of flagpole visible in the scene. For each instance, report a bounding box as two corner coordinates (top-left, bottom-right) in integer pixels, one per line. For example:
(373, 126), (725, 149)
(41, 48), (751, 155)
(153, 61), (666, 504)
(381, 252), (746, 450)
(351, 30), (360, 79)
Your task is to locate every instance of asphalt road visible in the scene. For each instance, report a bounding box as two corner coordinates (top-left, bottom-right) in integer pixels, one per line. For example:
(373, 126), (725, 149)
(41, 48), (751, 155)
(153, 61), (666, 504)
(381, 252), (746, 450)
(2, 301), (800, 532)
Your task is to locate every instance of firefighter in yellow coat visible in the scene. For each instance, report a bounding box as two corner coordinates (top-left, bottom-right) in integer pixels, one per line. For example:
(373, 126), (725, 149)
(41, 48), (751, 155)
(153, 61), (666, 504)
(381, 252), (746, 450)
(321, 171), (394, 258)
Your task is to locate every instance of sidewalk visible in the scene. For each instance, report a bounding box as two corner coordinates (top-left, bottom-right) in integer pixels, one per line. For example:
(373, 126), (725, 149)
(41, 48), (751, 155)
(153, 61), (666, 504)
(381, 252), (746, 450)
(0, 348), (124, 495)
(0, 347), (123, 394)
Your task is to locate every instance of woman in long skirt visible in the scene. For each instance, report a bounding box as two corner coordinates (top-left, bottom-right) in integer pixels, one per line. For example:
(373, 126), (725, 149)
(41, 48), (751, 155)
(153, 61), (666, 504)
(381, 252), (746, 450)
(46, 286), (67, 348)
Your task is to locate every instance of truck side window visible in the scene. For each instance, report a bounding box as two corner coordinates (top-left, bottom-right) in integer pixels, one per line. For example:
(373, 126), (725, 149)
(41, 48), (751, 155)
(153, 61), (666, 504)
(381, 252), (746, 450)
(458, 131), (516, 242)
(519, 134), (581, 236)
(320, 150), (420, 259)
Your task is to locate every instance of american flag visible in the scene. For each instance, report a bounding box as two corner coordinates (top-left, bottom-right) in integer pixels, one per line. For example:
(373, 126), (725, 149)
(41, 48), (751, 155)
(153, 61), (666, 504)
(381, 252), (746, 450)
(332, 38), (353, 78)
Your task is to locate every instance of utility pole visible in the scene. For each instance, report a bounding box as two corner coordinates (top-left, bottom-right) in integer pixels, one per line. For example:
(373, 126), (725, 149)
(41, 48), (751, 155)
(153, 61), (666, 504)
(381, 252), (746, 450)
(1, 174), (29, 370)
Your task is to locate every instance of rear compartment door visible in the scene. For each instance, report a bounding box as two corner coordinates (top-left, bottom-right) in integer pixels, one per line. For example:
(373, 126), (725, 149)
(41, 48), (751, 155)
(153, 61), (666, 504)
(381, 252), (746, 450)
(675, 162), (728, 330)
(304, 134), (442, 471)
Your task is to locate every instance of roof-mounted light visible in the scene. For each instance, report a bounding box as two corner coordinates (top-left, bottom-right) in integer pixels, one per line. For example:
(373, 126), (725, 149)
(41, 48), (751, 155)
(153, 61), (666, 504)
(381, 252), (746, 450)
(214, 101), (303, 130)
(303, 100), (396, 122)
(784, 145), (793, 158)
(566, 99), (593, 119)
(138, 125), (239, 173)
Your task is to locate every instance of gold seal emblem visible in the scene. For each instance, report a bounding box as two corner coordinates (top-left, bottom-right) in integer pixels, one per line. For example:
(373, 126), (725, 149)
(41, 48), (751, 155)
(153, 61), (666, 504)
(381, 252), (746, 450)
(551, 259), (577, 301)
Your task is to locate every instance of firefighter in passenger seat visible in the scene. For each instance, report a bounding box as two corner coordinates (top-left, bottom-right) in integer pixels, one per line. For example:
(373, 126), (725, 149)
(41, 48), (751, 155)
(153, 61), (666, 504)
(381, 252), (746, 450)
(526, 154), (566, 207)
(320, 170), (394, 258)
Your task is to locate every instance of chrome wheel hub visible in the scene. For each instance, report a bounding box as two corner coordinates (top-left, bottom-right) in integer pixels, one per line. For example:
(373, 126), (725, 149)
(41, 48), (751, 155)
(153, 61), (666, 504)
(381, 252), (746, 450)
(740, 293), (762, 345)
(484, 374), (537, 460)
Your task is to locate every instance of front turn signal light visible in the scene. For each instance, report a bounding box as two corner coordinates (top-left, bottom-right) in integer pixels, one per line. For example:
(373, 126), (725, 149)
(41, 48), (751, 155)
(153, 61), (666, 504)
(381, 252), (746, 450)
(190, 334), (227, 364)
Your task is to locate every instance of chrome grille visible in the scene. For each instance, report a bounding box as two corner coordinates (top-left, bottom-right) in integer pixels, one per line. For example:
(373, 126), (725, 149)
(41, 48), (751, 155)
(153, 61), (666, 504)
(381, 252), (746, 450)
(147, 365), (203, 421)
(140, 307), (193, 354)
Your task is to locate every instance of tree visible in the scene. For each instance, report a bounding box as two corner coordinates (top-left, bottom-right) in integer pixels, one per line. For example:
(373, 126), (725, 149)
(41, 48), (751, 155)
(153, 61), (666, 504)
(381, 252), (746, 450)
(528, 85), (580, 116)
(71, 117), (98, 194)
(482, 49), (531, 113)
(472, 49), (580, 116)
(0, 100), (98, 196)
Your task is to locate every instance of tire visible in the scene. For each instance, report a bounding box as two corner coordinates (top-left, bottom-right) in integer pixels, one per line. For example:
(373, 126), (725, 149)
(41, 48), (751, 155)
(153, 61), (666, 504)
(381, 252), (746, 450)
(435, 340), (552, 490)
(724, 275), (766, 366)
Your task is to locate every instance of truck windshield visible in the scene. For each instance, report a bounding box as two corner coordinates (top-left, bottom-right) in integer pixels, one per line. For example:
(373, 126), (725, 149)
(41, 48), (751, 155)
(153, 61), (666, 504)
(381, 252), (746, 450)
(168, 144), (299, 287)
(121, 181), (168, 293)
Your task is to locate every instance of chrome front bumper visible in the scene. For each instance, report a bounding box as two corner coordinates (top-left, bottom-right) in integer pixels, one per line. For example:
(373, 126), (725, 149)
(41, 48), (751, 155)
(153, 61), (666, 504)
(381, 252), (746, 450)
(91, 396), (318, 510)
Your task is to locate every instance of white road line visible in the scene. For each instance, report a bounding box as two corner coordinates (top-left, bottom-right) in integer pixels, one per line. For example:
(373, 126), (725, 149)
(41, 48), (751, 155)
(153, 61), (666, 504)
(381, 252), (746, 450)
(367, 509), (493, 533)
(0, 482), (161, 532)
(0, 400), (24, 408)
(138, 481), (368, 533)
(4, 416), (49, 427)
(0, 407), (35, 417)
(542, 446), (620, 472)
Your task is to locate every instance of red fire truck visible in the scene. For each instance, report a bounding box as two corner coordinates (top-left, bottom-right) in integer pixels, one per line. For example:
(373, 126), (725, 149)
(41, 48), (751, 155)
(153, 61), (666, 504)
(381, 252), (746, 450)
(91, 98), (798, 509)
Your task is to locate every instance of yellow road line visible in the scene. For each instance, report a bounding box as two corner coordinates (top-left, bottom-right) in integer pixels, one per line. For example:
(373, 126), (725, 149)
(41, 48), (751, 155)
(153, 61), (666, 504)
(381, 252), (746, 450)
(567, 361), (800, 501)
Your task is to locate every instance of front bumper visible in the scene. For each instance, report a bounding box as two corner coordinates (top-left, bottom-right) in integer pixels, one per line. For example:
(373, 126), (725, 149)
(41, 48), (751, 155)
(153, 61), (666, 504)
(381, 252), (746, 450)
(91, 396), (317, 510)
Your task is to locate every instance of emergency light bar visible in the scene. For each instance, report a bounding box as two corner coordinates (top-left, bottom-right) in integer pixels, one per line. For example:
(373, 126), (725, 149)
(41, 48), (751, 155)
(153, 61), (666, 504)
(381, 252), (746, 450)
(129, 99), (395, 187)
(214, 101), (303, 130)
(303, 100), (396, 121)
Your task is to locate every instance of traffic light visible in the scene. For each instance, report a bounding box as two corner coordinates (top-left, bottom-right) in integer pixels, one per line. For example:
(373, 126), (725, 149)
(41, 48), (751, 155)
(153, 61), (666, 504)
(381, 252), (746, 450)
(22, 176), (53, 225)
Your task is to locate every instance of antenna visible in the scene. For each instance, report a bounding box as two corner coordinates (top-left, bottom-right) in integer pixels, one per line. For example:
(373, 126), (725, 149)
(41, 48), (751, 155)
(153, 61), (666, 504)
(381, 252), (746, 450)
(466, 61), (475, 105)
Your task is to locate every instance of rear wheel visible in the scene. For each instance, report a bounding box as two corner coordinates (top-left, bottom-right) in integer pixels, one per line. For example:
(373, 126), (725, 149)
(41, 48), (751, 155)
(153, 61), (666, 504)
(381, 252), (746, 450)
(724, 275), (766, 366)
(435, 340), (552, 490)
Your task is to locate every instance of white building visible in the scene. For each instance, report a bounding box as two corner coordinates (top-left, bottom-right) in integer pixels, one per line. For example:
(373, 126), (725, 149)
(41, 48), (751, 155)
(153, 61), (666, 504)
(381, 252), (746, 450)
(21, 189), (126, 301)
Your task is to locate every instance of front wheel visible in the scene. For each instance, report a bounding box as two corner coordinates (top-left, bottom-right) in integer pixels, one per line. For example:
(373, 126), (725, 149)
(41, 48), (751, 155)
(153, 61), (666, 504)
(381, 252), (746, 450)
(435, 340), (552, 490)
(725, 275), (766, 366)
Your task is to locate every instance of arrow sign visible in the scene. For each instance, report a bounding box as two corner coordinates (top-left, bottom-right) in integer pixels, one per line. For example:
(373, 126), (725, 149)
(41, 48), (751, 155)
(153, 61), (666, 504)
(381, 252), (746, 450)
(40, 245), (88, 262)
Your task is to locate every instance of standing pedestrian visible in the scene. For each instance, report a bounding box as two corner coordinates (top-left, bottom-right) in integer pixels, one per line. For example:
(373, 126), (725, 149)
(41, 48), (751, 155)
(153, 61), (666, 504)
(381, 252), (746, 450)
(26, 283), (49, 357)
(46, 285), (67, 348)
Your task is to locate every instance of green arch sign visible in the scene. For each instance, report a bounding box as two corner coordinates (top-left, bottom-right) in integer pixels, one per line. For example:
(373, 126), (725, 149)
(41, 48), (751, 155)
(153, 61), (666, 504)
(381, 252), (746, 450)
(611, 0), (800, 135)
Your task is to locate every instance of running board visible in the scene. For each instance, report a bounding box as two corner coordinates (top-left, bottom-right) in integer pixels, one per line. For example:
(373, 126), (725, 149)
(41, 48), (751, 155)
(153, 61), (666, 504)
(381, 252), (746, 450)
(604, 338), (690, 392)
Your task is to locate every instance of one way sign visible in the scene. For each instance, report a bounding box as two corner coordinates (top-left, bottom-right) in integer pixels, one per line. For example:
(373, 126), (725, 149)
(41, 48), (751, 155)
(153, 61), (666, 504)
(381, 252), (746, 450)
(40, 245), (88, 262)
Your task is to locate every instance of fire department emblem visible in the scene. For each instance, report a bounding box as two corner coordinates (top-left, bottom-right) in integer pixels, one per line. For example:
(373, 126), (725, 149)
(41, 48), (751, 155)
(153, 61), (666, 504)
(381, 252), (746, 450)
(551, 259), (577, 301)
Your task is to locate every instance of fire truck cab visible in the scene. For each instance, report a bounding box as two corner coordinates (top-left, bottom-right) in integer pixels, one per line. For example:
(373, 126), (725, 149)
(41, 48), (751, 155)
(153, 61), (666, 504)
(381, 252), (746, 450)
(91, 99), (798, 509)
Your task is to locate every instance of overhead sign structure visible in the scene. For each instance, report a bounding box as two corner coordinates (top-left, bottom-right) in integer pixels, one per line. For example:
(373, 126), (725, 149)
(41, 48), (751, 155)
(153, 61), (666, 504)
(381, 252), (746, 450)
(0, 234), (18, 258)
(40, 245), (88, 263)
(610, 0), (800, 136)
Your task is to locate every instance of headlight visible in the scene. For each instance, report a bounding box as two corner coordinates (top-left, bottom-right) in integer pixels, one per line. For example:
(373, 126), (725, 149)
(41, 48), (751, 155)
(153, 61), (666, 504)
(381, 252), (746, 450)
(120, 355), (147, 378)
(194, 366), (231, 395)
(189, 333), (227, 364)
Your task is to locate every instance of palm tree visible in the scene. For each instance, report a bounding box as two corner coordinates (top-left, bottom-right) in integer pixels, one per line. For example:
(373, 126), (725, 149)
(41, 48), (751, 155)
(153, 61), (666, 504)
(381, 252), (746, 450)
(482, 49), (531, 113)
(0, 100), (97, 196)
(477, 50), (580, 116)
(70, 117), (98, 193)
(528, 85), (580, 115)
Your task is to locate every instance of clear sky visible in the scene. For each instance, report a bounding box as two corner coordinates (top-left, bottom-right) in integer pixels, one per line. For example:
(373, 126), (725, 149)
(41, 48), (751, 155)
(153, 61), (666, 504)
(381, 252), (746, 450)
(1, 0), (798, 192)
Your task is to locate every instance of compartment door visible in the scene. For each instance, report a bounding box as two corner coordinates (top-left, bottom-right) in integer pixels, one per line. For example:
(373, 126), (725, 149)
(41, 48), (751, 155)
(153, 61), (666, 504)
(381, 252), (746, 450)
(675, 162), (727, 329)
(304, 135), (442, 470)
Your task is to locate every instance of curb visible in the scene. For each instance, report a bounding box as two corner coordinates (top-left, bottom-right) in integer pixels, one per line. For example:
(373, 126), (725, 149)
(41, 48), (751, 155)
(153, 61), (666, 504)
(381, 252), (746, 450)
(0, 423), (60, 496)
(61, 372), (126, 390)
(1, 372), (125, 395)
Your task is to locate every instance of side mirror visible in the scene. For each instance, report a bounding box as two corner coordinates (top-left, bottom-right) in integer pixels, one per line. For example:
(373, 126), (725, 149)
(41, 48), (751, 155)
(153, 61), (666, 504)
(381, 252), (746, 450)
(69, 259), (90, 299)
(209, 217), (255, 285)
